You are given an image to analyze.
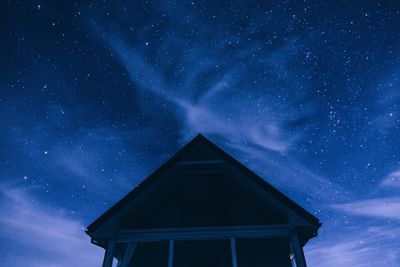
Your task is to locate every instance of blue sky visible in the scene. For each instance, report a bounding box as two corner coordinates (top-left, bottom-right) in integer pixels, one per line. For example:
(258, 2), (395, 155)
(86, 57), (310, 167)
(1, 0), (400, 266)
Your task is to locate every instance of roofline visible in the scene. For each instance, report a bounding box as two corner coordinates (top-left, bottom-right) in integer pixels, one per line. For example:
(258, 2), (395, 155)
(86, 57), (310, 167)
(196, 135), (321, 227)
(87, 134), (321, 234)
(86, 134), (206, 233)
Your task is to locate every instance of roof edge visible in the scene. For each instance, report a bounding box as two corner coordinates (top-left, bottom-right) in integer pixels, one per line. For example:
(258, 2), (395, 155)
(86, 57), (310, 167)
(86, 134), (321, 234)
(86, 134), (206, 233)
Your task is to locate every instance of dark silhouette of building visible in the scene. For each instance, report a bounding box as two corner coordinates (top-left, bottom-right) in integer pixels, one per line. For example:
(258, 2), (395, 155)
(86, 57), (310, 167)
(86, 134), (321, 267)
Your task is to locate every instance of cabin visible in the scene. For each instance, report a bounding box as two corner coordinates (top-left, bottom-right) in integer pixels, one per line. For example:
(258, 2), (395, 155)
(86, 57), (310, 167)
(86, 134), (321, 267)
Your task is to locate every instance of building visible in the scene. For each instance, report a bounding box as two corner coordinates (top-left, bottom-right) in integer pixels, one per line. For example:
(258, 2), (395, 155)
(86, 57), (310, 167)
(86, 134), (321, 267)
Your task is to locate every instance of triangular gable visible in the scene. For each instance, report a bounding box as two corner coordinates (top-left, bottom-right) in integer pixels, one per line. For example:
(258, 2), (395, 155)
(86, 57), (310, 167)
(87, 134), (321, 237)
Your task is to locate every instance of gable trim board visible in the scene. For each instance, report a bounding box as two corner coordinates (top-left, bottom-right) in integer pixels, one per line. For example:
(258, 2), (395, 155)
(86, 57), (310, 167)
(86, 134), (321, 244)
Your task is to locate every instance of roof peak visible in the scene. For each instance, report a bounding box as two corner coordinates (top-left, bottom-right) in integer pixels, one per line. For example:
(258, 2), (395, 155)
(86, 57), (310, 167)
(87, 134), (321, 234)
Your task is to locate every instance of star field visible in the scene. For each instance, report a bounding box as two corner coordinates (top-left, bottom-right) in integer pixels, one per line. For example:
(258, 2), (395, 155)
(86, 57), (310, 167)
(1, 0), (400, 266)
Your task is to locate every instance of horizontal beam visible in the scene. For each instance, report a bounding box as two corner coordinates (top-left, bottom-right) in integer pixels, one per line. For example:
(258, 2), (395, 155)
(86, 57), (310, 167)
(92, 225), (292, 243)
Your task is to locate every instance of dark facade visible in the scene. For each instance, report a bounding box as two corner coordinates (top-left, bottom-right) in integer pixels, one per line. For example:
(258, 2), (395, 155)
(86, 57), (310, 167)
(86, 134), (321, 267)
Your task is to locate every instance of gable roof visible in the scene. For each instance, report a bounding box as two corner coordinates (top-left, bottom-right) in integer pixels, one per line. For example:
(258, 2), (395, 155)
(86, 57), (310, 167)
(87, 134), (321, 233)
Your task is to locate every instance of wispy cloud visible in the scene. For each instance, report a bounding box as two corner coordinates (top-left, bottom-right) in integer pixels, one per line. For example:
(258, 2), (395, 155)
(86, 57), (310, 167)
(103, 34), (348, 203)
(1, 114), (148, 205)
(77, 6), (351, 204)
(380, 170), (400, 189)
(306, 225), (400, 267)
(369, 64), (400, 134)
(102, 23), (307, 155)
(50, 128), (143, 193)
(0, 184), (103, 267)
(333, 197), (400, 220)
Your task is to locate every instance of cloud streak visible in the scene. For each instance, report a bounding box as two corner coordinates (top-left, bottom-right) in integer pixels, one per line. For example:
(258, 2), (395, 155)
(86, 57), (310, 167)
(0, 184), (103, 267)
(105, 25), (306, 155)
(333, 197), (400, 220)
(306, 225), (400, 267)
(78, 4), (350, 205)
(381, 170), (400, 189)
(103, 33), (348, 203)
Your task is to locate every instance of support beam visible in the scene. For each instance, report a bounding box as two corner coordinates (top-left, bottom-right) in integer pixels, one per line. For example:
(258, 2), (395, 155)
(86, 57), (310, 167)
(230, 238), (238, 267)
(102, 242), (115, 267)
(291, 232), (307, 267)
(93, 225), (292, 243)
(168, 240), (174, 267)
(119, 242), (137, 267)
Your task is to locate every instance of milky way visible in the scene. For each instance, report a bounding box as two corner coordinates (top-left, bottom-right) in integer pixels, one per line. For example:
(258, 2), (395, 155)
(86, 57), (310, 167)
(1, 1), (400, 266)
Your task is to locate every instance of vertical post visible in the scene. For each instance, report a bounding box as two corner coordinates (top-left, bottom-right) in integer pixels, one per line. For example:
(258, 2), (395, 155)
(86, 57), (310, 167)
(291, 232), (307, 267)
(230, 238), (238, 267)
(168, 240), (174, 267)
(119, 242), (137, 267)
(102, 241), (115, 267)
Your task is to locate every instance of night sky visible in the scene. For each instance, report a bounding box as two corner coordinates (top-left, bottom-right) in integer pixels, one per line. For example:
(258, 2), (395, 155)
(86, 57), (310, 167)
(1, 0), (400, 266)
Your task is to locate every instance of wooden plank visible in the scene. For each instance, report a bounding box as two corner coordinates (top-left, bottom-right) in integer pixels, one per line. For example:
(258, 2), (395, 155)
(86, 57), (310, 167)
(168, 240), (174, 267)
(119, 242), (137, 267)
(291, 232), (307, 267)
(102, 242), (115, 267)
(93, 225), (292, 243)
(230, 238), (238, 267)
